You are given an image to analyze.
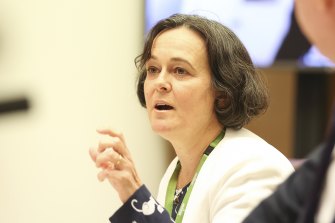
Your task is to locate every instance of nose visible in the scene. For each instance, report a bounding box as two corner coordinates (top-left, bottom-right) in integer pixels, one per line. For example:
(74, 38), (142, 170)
(155, 71), (172, 93)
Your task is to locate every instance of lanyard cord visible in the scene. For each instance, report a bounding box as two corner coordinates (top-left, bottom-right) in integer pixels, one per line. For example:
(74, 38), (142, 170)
(165, 129), (225, 223)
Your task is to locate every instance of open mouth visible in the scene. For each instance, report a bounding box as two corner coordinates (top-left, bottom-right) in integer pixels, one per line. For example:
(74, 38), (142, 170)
(155, 103), (174, 111)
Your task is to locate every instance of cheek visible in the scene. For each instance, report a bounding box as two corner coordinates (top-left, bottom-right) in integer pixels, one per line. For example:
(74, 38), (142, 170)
(176, 87), (214, 110)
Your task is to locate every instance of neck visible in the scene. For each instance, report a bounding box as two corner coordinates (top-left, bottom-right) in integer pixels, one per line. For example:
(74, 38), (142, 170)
(172, 125), (223, 189)
(176, 157), (199, 189)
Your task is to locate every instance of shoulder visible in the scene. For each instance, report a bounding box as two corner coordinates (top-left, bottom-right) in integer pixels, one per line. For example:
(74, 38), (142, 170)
(222, 127), (277, 150)
(199, 128), (294, 196)
(213, 128), (293, 167)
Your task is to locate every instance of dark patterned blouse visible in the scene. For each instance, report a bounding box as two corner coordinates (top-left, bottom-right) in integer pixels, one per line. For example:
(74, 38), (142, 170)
(109, 185), (175, 223)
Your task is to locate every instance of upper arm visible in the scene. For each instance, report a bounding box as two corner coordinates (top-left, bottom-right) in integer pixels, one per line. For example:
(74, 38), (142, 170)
(209, 157), (294, 223)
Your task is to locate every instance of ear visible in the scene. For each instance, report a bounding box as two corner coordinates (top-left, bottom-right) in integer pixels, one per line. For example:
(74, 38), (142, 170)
(215, 94), (230, 109)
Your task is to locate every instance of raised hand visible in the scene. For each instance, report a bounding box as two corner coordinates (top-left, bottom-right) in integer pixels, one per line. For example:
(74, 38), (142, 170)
(89, 128), (142, 203)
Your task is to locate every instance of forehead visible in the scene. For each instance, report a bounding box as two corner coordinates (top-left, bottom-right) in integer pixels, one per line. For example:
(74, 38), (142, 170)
(151, 27), (207, 57)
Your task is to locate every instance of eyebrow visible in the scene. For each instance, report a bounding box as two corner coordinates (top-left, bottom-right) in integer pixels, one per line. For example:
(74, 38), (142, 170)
(149, 55), (196, 70)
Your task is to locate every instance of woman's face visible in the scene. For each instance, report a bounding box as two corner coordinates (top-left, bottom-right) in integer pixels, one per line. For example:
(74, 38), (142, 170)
(144, 27), (220, 139)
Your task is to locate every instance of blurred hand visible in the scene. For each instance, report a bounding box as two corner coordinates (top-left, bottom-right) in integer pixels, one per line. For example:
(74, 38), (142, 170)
(89, 128), (142, 203)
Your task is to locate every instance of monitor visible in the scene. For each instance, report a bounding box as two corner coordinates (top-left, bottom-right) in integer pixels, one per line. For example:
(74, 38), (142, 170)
(145, 0), (334, 68)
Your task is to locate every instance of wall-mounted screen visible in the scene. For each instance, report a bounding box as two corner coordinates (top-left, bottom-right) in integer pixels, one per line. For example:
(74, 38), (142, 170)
(145, 0), (334, 68)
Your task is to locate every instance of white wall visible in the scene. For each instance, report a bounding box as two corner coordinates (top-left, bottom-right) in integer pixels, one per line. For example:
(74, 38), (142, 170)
(0, 0), (171, 222)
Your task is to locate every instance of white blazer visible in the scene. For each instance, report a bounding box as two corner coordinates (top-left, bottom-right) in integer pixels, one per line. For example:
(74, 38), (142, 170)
(157, 128), (294, 223)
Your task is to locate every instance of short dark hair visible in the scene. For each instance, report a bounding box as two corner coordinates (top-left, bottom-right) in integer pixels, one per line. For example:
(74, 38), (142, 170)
(135, 13), (269, 129)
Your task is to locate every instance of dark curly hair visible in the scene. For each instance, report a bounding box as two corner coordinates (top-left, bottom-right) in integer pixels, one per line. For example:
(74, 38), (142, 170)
(135, 14), (269, 129)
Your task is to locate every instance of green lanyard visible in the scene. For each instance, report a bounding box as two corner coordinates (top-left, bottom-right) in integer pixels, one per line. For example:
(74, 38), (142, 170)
(165, 130), (225, 223)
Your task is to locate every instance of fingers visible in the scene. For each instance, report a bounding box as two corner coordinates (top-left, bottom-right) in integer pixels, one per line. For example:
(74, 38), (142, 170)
(97, 169), (108, 181)
(97, 137), (124, 154)
(95, 148), (122, 169)
(89, 147), (97, 162)
(90, 146), (120, 170)
(96, 128), (132, 160)
(114, 153), (123, 169)
(89, 128), (142, 202)
(96, 128), (124, 140)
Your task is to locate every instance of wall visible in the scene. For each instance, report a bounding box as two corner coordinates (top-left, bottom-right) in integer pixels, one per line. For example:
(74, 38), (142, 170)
(0, 0), (171, 222)
(247, 68), (297, 158)
(247, 68), (335, 158)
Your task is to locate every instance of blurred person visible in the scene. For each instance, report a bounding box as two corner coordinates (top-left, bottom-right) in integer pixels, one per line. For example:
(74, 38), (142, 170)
(243, 0), (335, 222)
(89, 14), (294, 223)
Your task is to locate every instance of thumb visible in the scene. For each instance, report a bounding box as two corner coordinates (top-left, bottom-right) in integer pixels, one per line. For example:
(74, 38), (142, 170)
(89, 147), (97, 162)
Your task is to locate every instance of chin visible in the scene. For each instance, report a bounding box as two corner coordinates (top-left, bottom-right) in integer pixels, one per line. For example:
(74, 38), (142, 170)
(151, 124), (172, 133)
(150, 122), (175, 138)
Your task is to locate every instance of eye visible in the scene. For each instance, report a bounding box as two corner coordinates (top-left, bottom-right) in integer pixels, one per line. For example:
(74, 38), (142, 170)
(174, 67), (188, 76)
(146, 66), (160, 75)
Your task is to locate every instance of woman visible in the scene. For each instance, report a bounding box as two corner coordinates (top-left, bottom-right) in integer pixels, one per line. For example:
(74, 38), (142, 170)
(89, 14), (294, 223)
